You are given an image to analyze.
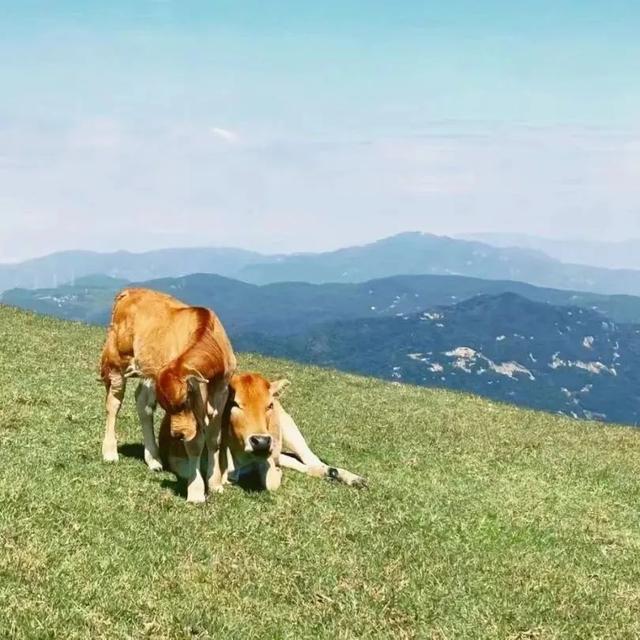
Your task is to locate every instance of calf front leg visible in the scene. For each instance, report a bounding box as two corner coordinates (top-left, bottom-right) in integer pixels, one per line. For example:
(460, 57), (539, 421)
(135, 381), (162, 471)
(102, 372), (126, 462)
(184, 431), (206, 504)
(258, 457), (282, 492)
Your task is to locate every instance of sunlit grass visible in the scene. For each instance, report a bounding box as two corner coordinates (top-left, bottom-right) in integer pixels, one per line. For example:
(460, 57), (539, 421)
(1, 305), (640, 639)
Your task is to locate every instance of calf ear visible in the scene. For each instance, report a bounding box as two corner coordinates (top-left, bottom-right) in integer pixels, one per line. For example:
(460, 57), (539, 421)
(270, 379), (291, 397)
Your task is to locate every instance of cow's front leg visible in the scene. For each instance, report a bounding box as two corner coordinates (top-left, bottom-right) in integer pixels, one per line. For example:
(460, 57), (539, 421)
(184, 431), (206, 504)
(135, 381), (162, 471)
(204, 384), (229, 494)
(205, 413), (227, 494)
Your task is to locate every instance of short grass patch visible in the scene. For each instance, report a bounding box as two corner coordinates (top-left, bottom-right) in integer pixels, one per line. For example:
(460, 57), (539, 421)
(2, 306), (640, 638)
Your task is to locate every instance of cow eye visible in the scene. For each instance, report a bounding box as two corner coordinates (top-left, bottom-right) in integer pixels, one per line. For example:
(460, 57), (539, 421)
(230, 400), (241, 410)
(267, 402), (274, 411)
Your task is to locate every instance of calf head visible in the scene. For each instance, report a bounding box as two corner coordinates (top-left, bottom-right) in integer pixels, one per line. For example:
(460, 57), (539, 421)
(225, 373), (289, 467)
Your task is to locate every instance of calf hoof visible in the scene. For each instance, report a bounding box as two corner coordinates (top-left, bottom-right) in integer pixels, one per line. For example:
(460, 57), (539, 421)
(264, 466), (282, 492)
(350, 476), (368, 489)
(329, 468), (368, 489)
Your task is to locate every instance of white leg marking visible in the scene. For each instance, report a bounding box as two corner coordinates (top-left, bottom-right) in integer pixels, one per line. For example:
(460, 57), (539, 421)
(135, 381), (163, 471)
(185, 432), (206, 504)
(279, 454), (309, 474)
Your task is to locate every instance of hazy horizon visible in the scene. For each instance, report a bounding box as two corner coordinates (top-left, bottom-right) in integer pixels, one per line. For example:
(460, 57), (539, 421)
(2, 2), (638, 262)
(5, 230), (640, 268)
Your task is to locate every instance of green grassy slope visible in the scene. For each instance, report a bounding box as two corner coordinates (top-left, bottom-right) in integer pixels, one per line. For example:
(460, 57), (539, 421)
(2, 305), (640, 639)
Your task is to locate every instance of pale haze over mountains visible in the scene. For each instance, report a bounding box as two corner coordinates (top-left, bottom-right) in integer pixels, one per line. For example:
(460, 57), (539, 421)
(1, 3), (639, 261)
(462, 234), (640, 271)
(5, 232), (640, 297)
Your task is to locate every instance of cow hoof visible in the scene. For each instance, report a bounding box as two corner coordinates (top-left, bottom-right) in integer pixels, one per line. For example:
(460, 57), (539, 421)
(102, 450), (119, 463)
(187, 491), (206, 504)
(145, 455), (163, 472)
(209, 483), (225, 494)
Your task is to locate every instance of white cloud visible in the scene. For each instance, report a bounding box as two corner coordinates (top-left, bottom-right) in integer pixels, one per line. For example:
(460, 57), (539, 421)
(209, 127), (240, 144)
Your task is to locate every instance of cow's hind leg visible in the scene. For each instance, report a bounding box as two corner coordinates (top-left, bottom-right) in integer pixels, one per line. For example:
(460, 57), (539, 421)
(135, 381), (163, 471)
(102, 372), (126, 462)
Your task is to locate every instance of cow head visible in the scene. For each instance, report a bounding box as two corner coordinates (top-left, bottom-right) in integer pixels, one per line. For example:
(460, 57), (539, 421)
(225, 373), (289, 463)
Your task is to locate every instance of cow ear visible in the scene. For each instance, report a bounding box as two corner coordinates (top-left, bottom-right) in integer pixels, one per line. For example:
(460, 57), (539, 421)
(270, 379), (290, 397)
(186, 369), (209, 385)
(185, 369), (209, 397)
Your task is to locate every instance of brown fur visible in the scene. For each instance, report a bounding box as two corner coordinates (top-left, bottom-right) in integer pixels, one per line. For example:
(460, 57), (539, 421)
(100, 288), (236, 442)
(224, 373), (281, 460)
(159, 372), (285, 490)
(158, 371), (367, 491)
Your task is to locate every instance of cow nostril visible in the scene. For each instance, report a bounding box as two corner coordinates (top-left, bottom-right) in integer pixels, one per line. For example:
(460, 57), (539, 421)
(249, 435), (272, 453)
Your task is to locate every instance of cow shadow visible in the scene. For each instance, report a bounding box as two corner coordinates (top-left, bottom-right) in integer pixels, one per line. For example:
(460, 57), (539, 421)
(159, 470), (266, 498)
(159, 477), (188, 499)
(118, 443), (144, 462)
(117, 443), (189, 498)
(231, 469), (267, 493)
(117, 443), (267, 498)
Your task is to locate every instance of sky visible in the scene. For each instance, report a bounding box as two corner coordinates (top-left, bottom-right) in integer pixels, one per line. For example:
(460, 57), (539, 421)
(0, 1), (639, 261)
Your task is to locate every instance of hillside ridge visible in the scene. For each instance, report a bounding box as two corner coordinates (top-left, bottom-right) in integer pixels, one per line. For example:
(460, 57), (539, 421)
(6, 232), (640, 296)
(3, 304), (640, 638)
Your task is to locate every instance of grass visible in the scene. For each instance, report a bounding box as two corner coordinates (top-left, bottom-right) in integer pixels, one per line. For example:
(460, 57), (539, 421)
(2, 305), (640, 638)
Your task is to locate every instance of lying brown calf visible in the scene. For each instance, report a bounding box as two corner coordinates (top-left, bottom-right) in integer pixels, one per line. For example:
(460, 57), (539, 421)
(157, 372), (366, 491)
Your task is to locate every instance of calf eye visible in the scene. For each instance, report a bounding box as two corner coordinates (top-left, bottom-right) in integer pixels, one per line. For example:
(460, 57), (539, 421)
(267, 402), (274, 411)
(230, 400), (241, 410)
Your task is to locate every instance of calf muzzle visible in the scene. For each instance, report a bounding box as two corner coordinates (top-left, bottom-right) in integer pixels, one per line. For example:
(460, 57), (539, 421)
(249, 434), (272, 454)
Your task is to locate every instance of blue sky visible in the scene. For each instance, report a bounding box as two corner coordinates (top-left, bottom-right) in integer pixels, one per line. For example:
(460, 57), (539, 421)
(1, 1), (639, 260)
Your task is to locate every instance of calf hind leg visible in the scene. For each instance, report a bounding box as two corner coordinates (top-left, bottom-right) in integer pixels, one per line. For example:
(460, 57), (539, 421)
(279, 405), (367, 488)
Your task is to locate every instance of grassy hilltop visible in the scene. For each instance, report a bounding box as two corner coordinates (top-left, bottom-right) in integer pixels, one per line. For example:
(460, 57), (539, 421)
(2, 306), (640, 639)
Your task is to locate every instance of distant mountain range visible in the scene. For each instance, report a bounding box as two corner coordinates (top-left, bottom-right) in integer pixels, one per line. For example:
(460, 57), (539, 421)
(5, 232), (640, 425)
(4, 270), (640, 328)
(235, 233), (640, 296)
(242, 293), (640, 426)
(3, 272), (640, 425)
(463, 233), (640, 271)
(5, 232), (640, 296)
(0, 247), (268, 293)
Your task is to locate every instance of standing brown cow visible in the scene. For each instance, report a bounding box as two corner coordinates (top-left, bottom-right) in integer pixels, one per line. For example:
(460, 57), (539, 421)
(100, 288), (236, 503)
